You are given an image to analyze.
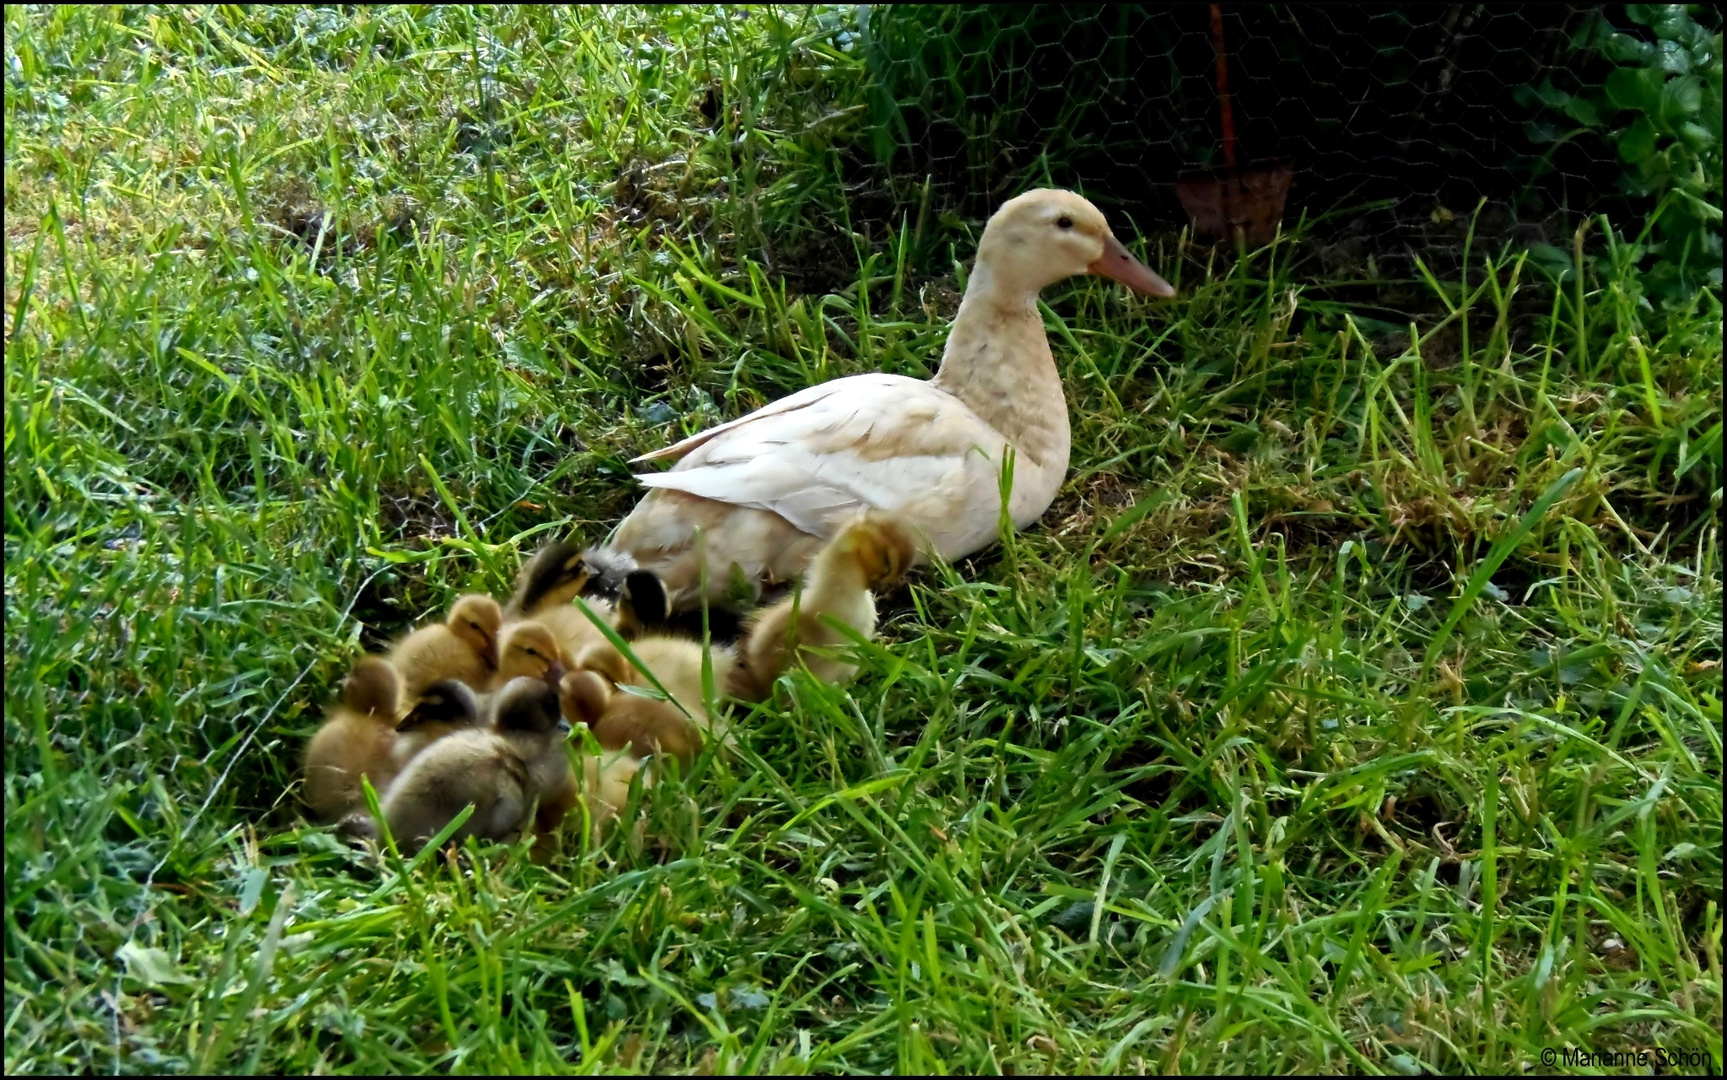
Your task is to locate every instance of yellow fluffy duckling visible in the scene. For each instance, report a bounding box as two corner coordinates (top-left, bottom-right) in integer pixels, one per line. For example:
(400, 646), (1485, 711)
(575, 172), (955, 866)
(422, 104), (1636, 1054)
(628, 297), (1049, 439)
(502, 540), (620, 662)
(554, 670), (647, 846)
(386, 593), (502, 697)
(490, 620), (567, 690)
(302, 657), (403, 823)
(729, 510), (915, 700)
(565, 636), (712, 768)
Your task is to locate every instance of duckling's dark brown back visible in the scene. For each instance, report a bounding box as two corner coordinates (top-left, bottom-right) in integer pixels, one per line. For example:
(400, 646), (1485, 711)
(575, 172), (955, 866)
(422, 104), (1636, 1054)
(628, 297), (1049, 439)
(508, 540), (592, 617)
(490, 675), (566, 735)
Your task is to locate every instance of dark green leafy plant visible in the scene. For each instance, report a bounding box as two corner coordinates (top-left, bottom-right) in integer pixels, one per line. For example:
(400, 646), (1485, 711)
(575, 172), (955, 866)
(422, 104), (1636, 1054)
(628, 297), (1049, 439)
(1520, 4), (1723, 304)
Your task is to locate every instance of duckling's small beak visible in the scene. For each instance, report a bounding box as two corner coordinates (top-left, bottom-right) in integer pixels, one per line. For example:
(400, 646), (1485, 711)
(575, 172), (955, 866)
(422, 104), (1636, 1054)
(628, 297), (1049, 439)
(480, 637), (499, 668)
(544, 660), (568, 687)
(1090, 235), (1176, 298)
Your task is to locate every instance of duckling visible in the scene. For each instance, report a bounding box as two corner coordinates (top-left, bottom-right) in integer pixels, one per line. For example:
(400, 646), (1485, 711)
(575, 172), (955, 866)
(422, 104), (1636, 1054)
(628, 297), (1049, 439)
(343, 655), (402, 716)
(559, 666), (614, 729)
(562, 514), (915, 765)
(375, 676), (575, 855)
(728, 511), (916, 701)
(506, 540), (593, 617)
(579, 752), (645, 829)
(503, 540), (619, 663)
(303, 657), (403, 822)
(613, 569), (668, 640)
(602, 568), (750, 645)
(386, 593), (502, 697)
(490, 619), (569, 689)
(542, 670), (644, 848)
(571, 743), (647, 844)
(391, 677), (484, 766)
(564, 638), (713, 768)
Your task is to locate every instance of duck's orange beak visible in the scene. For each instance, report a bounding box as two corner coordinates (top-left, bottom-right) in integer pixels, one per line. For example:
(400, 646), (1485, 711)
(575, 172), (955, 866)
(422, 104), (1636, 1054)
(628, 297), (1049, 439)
(1090, 234), (1176, 298)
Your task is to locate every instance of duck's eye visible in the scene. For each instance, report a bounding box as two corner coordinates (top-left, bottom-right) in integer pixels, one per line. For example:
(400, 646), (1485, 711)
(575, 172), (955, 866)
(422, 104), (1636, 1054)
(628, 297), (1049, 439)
(1056, 216), (1074, 230)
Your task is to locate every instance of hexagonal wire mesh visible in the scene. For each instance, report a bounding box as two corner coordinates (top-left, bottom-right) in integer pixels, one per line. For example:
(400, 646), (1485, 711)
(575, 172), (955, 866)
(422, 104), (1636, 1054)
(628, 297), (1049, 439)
(854, 4), (1672, 269)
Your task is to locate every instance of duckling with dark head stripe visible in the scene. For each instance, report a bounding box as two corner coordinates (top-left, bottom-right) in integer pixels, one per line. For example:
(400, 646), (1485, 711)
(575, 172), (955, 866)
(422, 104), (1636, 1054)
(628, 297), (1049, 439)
(502, 540), (619, 666)
(374, 676), (575, 854)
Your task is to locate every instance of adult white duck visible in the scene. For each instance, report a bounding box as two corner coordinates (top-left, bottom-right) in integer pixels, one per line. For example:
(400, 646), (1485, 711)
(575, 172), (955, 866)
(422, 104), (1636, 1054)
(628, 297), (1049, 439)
(589, 188), (1175, 610)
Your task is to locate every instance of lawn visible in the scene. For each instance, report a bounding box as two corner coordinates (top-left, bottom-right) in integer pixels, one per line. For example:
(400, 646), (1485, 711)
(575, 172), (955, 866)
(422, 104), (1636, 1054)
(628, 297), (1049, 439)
(4, 5), (1722, 1074)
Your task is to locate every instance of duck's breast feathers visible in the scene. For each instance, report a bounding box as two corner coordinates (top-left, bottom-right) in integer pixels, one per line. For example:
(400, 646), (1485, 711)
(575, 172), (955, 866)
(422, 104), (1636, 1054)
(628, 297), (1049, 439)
(633, 374), (1012, 540)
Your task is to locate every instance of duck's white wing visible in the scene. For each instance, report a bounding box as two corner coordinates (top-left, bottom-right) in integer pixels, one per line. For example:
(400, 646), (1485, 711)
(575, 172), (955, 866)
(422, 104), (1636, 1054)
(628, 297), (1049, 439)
(630, 377), (878, 465)
(633, 373), (1010, 543)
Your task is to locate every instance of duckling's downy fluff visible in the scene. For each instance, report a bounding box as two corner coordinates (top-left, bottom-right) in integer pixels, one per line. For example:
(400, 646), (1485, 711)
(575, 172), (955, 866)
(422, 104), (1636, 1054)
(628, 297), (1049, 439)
(302, 657), (404, 823)
(570, 513), (918, 764)
(387, 594), (502, 697)
(373, 676), (575, 854)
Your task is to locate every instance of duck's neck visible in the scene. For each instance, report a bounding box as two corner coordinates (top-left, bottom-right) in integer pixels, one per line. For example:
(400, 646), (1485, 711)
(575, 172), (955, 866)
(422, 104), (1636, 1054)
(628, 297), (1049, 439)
(930, 265), (1070, 469)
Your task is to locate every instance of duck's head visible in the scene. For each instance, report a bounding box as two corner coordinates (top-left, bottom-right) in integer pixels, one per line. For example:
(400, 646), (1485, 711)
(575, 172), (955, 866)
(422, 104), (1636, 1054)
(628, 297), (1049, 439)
(396, 679), (481, 733)
(974, 189), (1175, 302)
(341, 656), (402, 717)
(447, 594), (503, 668)
(492, 675), (571, 736)
(498, 620), (567, 686)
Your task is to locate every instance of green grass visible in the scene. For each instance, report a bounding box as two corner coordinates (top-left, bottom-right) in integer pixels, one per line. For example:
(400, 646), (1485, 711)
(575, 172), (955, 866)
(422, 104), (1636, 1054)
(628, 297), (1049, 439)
(4, 5), (1722, 1074)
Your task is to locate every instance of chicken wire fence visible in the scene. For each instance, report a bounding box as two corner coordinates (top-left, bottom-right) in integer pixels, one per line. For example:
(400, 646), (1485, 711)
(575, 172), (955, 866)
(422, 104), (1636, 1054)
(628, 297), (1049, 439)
(846, 3), (1717, 273)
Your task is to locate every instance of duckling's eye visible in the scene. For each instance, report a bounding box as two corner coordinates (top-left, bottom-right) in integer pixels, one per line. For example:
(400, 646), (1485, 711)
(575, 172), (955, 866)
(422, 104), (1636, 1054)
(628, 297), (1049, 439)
(1056, 216), (1074, 230)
